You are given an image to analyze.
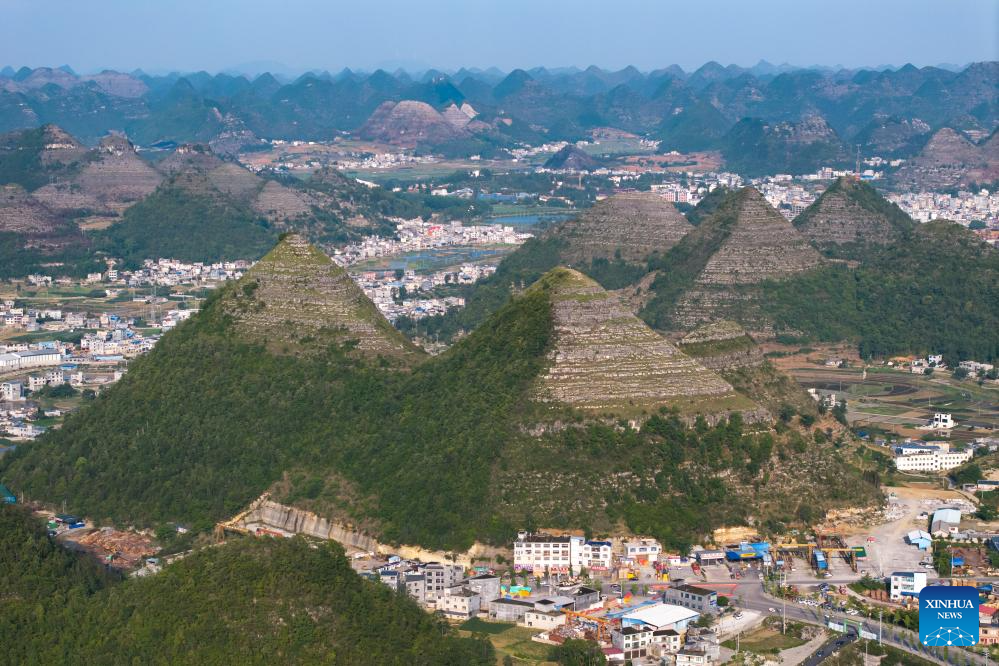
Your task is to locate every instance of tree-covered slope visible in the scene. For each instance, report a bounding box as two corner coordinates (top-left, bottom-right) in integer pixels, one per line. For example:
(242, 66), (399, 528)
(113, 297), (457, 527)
(0, 506), (493, 666)
(94, 174), (277, 265)
(762, 221), (999, 362)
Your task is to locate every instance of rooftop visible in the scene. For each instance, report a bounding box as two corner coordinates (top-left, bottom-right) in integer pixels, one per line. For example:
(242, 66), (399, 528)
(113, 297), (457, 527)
(622, 603), (699, 629)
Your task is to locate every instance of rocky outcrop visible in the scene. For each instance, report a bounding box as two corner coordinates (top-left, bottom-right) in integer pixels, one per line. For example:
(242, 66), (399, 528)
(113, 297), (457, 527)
(230, 496), (481, 566)
(222, 234), (422, 361)
(794, 176), (914, 248)
(556, 191), (692, 264)
(533, 268), (751, 416)
(157, 144), (225, 174)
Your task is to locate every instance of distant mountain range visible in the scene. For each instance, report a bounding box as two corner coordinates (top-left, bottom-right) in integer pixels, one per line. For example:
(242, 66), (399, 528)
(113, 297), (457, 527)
(0, 62), (994, 174)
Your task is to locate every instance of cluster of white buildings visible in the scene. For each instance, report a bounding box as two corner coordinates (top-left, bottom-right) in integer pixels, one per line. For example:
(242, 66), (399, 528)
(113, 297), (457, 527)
(888, 189), (998, 227)
(893, 438), (973, 472)
(512, 532), (665, 575)
(350, 264), (495, 322)
(104, 258), (250, 288)
(754, 179), (817, 220)
(332, 218), (532, 267)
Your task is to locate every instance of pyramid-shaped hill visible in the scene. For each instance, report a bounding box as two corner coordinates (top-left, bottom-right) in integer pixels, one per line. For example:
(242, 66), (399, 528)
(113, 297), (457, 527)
(794, 177), (914, 252)
(531, 267), (755, 417)
(663, 187), (824, 334)
(694, 187), (823, 285)
(554, 191), (693, 264)
(678, 320), (763, 371)
(221, 234), (422, 361)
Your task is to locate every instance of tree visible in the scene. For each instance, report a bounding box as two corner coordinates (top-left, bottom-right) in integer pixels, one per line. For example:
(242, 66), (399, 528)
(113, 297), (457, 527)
(717, 595), (729, 607)
(547, 639), (607, 665)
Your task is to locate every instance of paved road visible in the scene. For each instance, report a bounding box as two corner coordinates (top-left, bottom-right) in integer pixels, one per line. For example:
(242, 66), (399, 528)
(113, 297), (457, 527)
(804, 631), (857, 666)
(732, 581), (985, 666)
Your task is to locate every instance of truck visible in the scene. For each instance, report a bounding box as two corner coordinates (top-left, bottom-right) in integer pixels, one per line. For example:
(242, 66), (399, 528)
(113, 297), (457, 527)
(813, 551), (828, 571)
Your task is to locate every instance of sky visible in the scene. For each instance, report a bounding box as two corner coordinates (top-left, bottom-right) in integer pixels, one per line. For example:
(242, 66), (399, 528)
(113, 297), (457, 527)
(1, 0), (996, 75)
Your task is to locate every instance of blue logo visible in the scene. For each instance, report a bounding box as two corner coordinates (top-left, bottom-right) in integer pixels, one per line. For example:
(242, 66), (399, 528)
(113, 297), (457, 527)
(919, 585), (979, 646)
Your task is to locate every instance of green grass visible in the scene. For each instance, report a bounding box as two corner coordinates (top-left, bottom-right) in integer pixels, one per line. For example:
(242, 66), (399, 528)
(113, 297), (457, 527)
(460, 618), (516, 635)
(722, 627), (807, 653)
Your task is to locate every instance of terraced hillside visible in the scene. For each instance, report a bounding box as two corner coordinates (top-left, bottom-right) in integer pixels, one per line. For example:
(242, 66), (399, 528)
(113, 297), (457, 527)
(794, 177), (914, 255)
(0, 235), (880, 552)
(679, 321), (816, 416)
(643, 187), (824, 335)
(555, 191), (692, 264)
(223, 234), (422, 360)
(533, 268), (751, 417)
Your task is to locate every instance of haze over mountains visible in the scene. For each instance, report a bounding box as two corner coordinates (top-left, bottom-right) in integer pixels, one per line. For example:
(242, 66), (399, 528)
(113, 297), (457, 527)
(1, 62), (995, 166)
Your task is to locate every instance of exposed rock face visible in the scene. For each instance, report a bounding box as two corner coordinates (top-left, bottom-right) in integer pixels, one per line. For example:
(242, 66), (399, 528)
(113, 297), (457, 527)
(794, 176), (913, 248)
(222, 234), (421, 361)
(358, 100), (468, 147)
(534, 268), (747, 415)
(209, 112), (266, 157)
(894, 127), (999, 190)
(544, 145), (598, 171)
(441, 102), (476, 128)
(556, 191), (692, 264)
(673, 188), (823, 334)
(678, 320), (763, 371)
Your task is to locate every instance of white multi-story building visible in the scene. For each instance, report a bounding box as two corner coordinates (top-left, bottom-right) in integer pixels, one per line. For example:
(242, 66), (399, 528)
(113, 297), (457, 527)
(514, 532), (583, 575)
(895, 448), (972, 472)
(889, 571), (927, 600)
(0, 381), (24, 402)
(575, 540), (614, 571)
(624, 538), (662, 564)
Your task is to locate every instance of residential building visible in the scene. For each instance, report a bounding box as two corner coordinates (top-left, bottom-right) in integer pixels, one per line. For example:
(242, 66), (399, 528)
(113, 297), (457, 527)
(612, 625), (653, 661)
(663, 583), (719, 614)
(676, 648), (711, 665)
(930, 507), (962, 536)
(404, 574), (426, 601)
(895, 449), (973, 472)
(439, 587), (480, 620)
(0, 381), (24, 402)
(624, 538), (662, 564)
(522, 610), (566, 631)
(621, 603), (699, 632)
(889, 571), (928, 600)
(513, 532), (582, 574)
(466, 573), (501, 602)
(576, 540), (613, 571)
(422, 562), (464, 601)
(572, 586), (601, 611)
(489, 598), (534, 622)
(980, 624), (999, 646)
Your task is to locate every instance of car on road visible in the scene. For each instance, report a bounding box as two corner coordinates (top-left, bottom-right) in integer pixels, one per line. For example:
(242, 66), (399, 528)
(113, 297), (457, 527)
(768, 607), (776, 613)
(734, 612), (744, 619)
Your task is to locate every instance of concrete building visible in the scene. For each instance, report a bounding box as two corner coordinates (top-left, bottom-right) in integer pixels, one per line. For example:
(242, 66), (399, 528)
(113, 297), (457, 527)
(572, 586), (601, 611)
(889, 571), (928, 600)
(0, 381), (24, 402)
(663, 583), (719, 614)
(422, 562), (464, 601)
(439, 587), (480, 620)
(513, 532), (582, 574)
(466, 573), (501, 602)
(930, 507), (962, 536)
(489, 598), (534, 622)
(612, 625), (654, 661)
(895, 449), (973, 472)
(676, 648), (711, 665)
(404, 574), (426, 601)
(522, 609), (566, 631)
(624, 538), (662, 564)
(576, 540), (613, 571)
(621, 603), (699, 632)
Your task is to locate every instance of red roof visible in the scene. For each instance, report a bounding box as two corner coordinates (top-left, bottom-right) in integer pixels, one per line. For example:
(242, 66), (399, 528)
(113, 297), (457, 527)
(980, 605), (996, 616)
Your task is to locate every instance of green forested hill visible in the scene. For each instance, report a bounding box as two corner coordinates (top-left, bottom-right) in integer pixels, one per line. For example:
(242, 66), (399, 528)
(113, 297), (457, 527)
(0, 243), (879, 552)
(761, 221), (999, 362)
(0, 506), (493, 666)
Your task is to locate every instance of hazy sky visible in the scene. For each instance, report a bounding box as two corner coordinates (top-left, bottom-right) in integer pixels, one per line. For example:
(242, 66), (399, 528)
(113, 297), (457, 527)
(1, 0), (996, 74)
